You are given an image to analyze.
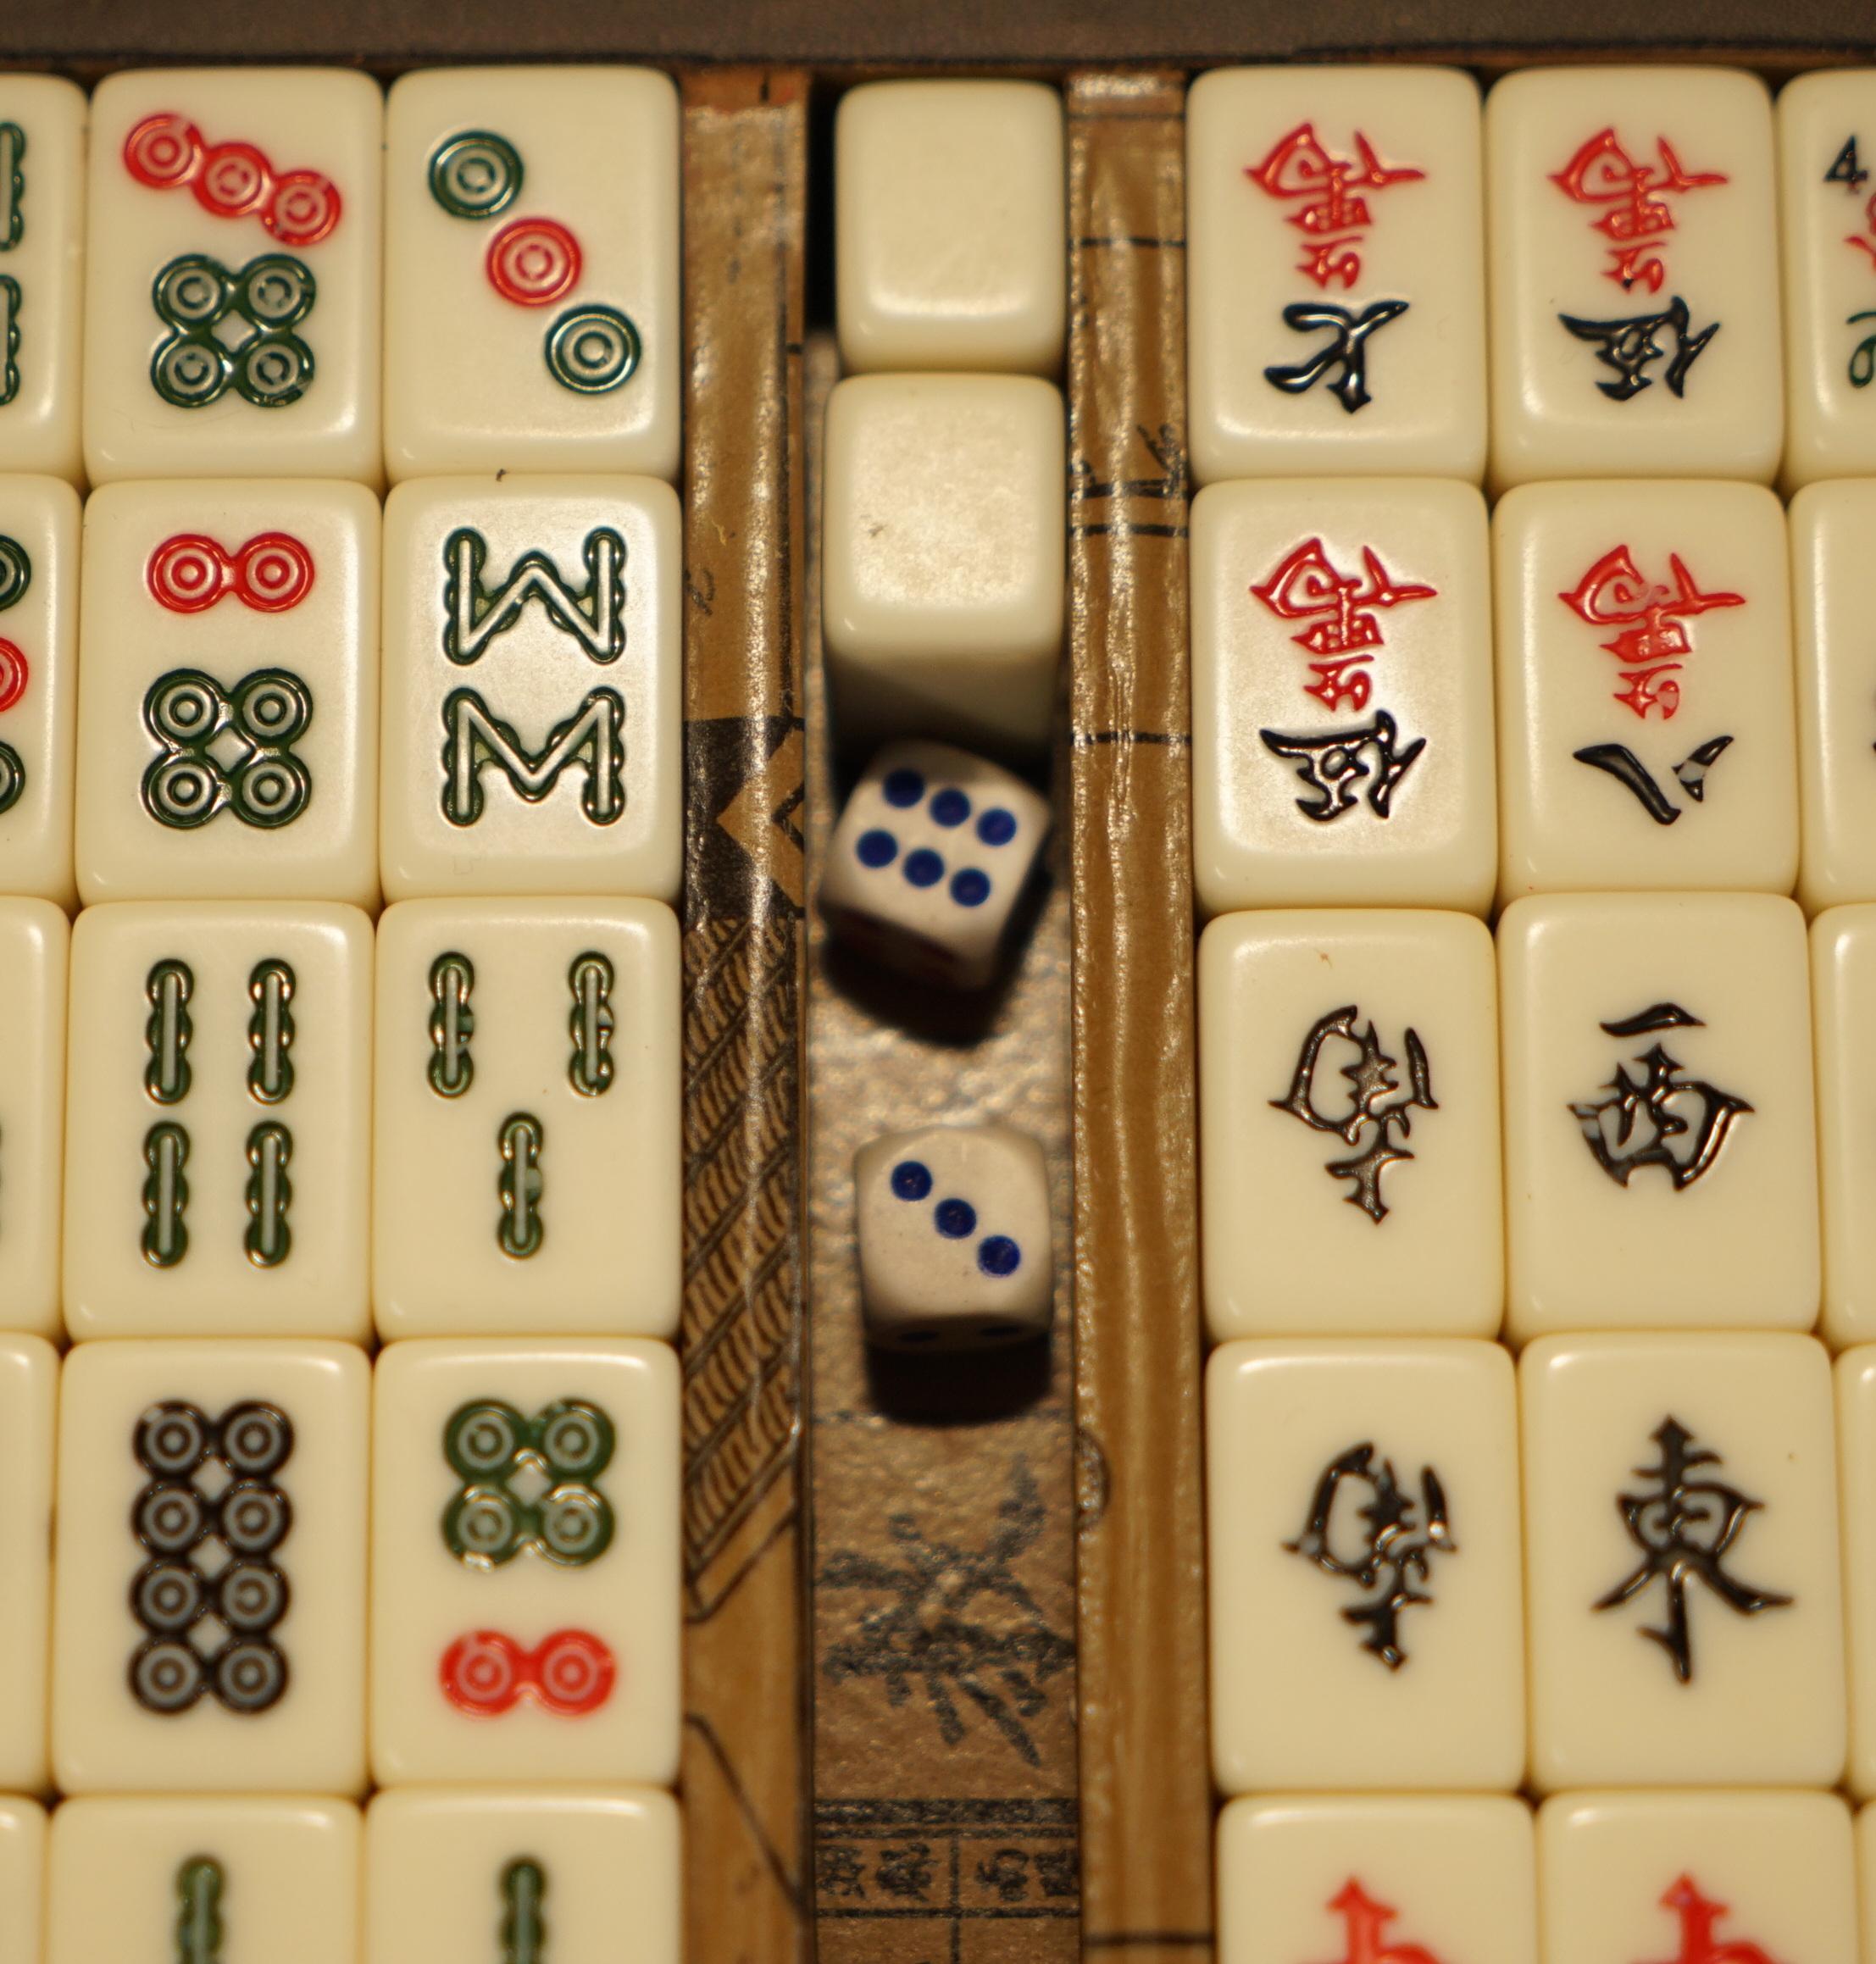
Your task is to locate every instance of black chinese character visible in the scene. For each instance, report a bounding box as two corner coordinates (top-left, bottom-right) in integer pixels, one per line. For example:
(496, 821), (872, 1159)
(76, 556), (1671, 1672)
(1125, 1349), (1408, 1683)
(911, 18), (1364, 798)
(1272, 1007), (1437, 1223)
(1573, 735), (1734, 826)
(1259, 709), (1426, 823)
(1285, 1443), (1457, 1669)
(1594, 1417), (1791, 1684)
(1558, 293), (1718, 401)
(1265, 299), (1409, 413)
(874, 1844), (935, 1901)
(1570, 1003), (1751, 1191)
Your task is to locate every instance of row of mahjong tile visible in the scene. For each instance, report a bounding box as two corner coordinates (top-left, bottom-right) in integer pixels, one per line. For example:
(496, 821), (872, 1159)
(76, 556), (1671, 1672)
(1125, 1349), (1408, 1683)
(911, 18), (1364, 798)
(0, 1334), (678, 1799)
(1213, 1792), (1872, 1964)
(0, 68), (679, 487)
(0, 474), (680, 912)
(1207, 1333), (1876, 1796)
(0, 896), (680, 1343)
(0, 1790), (678, 1964)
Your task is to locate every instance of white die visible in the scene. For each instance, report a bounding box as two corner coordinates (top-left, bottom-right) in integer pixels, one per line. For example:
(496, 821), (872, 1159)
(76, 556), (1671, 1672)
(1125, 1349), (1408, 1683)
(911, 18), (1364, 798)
(819, 741), (1050, 990)
(856, 1123), (1054, 1350)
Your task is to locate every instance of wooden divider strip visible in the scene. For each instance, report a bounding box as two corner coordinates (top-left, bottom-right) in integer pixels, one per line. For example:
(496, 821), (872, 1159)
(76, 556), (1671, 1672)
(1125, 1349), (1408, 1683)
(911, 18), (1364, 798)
(1066, 69), (1214, 1962)
(680, 68), (813, 1964)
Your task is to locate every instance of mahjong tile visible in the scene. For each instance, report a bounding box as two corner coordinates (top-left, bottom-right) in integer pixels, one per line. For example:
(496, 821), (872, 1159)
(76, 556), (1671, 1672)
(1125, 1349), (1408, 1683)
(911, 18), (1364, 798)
(0, 1797), (44, 1964)
(0, 1338), (55, 1793)
(0, 900), (66, 1337)
(0, 476), (80, 910)
(0, 76), (86, 482)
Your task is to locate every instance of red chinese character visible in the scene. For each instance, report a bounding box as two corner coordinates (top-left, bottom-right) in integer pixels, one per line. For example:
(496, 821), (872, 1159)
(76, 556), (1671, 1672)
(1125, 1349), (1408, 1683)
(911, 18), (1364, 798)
(1558, 545), (1744, 720)
(1846, 190), (1876, 271)
(1642, 1876), (1784, 1964)
(1312, 1880), (1445, 1964)
(1246, 124), (1425, 289)
(1551, 129), (1728, 291)
(1252, 538), (1437, 711)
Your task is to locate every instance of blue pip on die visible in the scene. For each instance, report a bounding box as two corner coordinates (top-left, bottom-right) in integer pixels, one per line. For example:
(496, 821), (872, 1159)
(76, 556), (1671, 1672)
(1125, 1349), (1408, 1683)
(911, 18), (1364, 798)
(855, 1123), (1054, 1350)
(819, 740), (1050, 990)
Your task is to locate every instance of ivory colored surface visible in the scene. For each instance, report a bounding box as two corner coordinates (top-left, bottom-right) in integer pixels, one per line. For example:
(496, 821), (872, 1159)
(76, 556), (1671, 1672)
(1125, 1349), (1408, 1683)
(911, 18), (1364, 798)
(1192, 479), (1496, 915)
(1779, 73), (1876, 488)
(372, 899), (680, 1338)
(384, 67), (680, 482)
(63, 902), (373, 1340)
(1187, 67), (1487, 484)
(1816, 910), (1876, 1348)
(47, 1795), (361, 1964)
(75, 480), (380, 907)
(1538, 1791), (1856, 1964)
(1217, 1795), (1537, 1964)
(1839, 1350), (1876, 1795)
(82, 69), (382, 485)
(1499, 892), (1818, 1339)
(365, 1788), (680, 1964)
(1200, 910), (1503, 1339)
(0, 78), (86, 482)
(1485, 69), (1783, 489)
(0, 901), (66, 1336)
(1207, 1340), (1524, 1793)
(1793, 481), (1876, 912)
(1495, 481), (1797, 902)
(819, 739), (1052, 990)
(0, 477), (79, 907)
(0, 1340), (54, 1793)
(835, 80), (1065, 375)
(369, 1340), (680, 1787)
(821, 373), (1066, 755)
(52, 1341), (369, 1795)
(0, 1798), (44, 1964)
(1521, 1334), (1845, 1790)
(379, 475), (681, 902)
(854, 1123), (1054, 1348)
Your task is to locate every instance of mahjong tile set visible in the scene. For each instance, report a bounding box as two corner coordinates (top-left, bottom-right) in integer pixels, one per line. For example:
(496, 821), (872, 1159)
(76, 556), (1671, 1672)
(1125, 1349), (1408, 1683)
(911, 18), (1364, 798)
(3, 48), (1876, 1964)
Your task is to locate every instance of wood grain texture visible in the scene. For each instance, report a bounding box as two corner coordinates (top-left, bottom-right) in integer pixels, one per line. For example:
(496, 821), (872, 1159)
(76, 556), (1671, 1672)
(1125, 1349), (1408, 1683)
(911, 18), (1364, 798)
(1066, 69), (1213, 1964)
(680, 68), (812, 1964)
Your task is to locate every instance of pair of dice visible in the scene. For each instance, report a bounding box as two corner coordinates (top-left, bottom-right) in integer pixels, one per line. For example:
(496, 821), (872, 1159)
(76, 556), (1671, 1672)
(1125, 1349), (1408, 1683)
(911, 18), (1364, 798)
(824, 739), (1055, 1352)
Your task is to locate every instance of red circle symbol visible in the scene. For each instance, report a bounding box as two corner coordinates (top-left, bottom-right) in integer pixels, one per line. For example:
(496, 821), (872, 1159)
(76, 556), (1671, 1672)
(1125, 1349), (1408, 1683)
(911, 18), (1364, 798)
(234, 534), (315, 612)
(0, 641), (27, 714)
(532, 1629), (616, 1716)
(263, 171), (342, 248)
(194, 141), (272, 219)
(440, 1631), (522, 1716)
(486, 218), (582, 308)
(147, 535), (231, 613)
(124, 112), (203, 189)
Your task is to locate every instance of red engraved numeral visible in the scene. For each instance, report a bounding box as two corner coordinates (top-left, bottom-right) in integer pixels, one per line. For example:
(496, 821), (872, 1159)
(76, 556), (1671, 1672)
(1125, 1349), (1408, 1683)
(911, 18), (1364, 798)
(1558, 544), (1743, 719)
(1246, 122), (1425, 289)
(121, 113), (342, 247)
(147, 533), (315, 615)
(0, 639), (26, 714)
(439, 1628), (616, 1717)
(1550, 129), (1727, 291)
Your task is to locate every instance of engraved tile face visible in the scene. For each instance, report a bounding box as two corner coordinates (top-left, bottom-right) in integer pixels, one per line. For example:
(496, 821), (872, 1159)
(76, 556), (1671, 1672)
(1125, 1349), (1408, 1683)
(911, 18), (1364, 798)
(369, 1341), (680, 1787)
(1494, 481), (1797, 902)
(0, 899), (67, 1336)
(47, 1796), (361, 1964)
(1792, 480), (1876, 912)
(83, 69), (382, 485)
(1208, 1340), (1524, 1794)
(0, 1338), (56, 1793)
(1778, 72), (1876, 488)
(373, 900), (680, 1340)
(1218, 1796), (1537, 1964)
(0, 76), (86, 481)
(75, 480), (380, 907)
(364, 1789), (679, 1964)
(1485, 68), (1782, 489)
(1187, 66), (1487, 485)
(1201, 911), (1502, 1340)
(52, 1340), (369, 1795)
(0, 475), (80, 907)
(380, 476), (680, 903)
(835, 80), (1065, 376)
(1192, 479), (1496, 915)
(1814, 909), (1876, 1349)
(63, 902), (372, 1340)
(821, 373), (1066, 757)
(0, 1798), (44, 1964)
(1538, 1792), (1856, 1964)
(1522, 1334), (1845, 1790)
(384, 67), (679, 482)
(1499, 893), (1818, 1341)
